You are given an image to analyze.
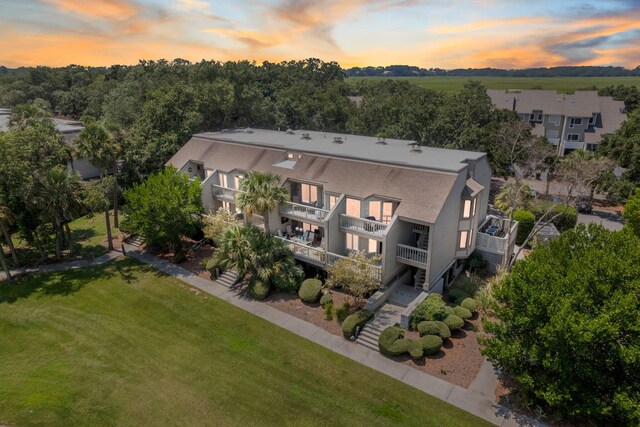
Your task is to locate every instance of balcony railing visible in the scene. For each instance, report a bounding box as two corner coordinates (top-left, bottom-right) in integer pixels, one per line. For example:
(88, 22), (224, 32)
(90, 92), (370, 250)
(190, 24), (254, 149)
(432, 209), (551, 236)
(212, 184), (238, 201)
(276, 236), (382, 282)
(279, 201), (330, 222)
(396, 243), (428, 266)
(476, 217), (518, 254)
(339, 214), (387, 237)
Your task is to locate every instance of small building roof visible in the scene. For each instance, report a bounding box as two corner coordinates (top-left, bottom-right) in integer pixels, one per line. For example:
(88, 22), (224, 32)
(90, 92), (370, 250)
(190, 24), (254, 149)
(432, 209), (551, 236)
(0, 113), (84, 134)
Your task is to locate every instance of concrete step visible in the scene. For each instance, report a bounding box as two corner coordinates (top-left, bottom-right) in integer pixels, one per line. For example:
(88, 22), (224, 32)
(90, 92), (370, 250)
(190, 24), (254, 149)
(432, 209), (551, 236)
(216, 271), (238, 288)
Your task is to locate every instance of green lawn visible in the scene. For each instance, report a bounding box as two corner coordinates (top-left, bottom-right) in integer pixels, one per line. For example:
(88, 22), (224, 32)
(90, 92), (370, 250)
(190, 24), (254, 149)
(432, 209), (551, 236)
(0, 258), (490, 426)
(348, 76), (640, 93)
(4, 212), (117, 268)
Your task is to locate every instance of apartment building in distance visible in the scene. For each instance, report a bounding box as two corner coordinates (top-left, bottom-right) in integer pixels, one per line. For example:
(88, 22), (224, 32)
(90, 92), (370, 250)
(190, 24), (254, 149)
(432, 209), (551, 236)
(487, 90), (626, 156)
(168, 128), (517, 308)
(0, 108), (101, 179)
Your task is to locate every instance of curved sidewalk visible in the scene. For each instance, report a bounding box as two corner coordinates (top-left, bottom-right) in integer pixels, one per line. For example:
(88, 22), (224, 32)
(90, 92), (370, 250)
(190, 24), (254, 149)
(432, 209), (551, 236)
(0, 251), (121, 281)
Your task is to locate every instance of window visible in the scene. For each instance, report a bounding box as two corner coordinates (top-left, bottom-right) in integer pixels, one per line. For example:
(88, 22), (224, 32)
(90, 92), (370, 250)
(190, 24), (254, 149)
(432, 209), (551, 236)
(546, 130), (558, 139)
(219, 173), (228, 188)
(234, 174), (244, 190)
(301, 183), (318, 204)
(569, 117), (583, 128)
(222, 201), (231, 211)
(548, 115), (560, 126)
(287, 152), (301, 160)
(328, 194), (339, 210)
(458, 231), (469, 249)
(462, 199), (472, 218)
(205, 169), (214, 178)
(368, 238), (377, 254)
(567, 134), (580, 142)
(469, 229), (473, 245)
(368, 201), (380, 221)
(382, 202), (393, 223)
(346, 198), (361, 217)
(301, 222), (314, 232)
(346, 233), (359, 251)
(472, 199), (476, 216)
(530, 110), (543, 122)
(588, 113), (598, 126)
(368, 200), (394, 223)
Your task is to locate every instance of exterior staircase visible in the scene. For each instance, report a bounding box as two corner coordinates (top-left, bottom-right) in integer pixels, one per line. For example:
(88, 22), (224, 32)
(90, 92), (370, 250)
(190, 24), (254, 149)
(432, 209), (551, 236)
(414, 268), (426, 289)
(127, 234), (145, 247)
(356, 322), (385, 351)
(215, 270), (239, 289)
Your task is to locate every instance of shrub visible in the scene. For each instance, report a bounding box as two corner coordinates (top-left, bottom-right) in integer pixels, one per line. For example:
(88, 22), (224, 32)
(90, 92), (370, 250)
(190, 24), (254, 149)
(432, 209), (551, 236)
(453, 306), (473, 320)
(323, 303), (334, 320)
(205, 258), (222, 279)
(448, 288), (468, 302)
(551, 204), (578, 232)
(320, 293), (333, 307)
(514, 210), (535, 245)
(467, 251), (488, 275)
(443, 314), (465, 331)
(298, 278), (323, 303)
(410, 293), (446, 328)
(272, 265), (303, 294)
(417, 320), (451, 339)
(444, 305), (454, 316)
(420, 335), (443, 356)
(460, 298), (478, 312)
(335, 301), (351, 322)
(173, 251), (187, 264)
(341, 309), (374, 338)
(249, 279), (270, 300)
(378, 326), (423, 360)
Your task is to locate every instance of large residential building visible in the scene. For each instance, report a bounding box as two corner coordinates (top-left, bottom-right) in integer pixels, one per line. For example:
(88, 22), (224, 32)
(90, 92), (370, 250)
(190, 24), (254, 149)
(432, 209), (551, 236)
(487, 89), (626, 156)
(168, 128), (516, 310)
(0, 108), (101, 179)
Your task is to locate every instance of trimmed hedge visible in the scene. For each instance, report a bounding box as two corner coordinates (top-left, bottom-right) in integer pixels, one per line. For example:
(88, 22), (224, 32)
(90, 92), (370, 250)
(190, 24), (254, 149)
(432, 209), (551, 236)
(410, 293), (447, 328)
(320, 293), (333, 307)
(514, 210), (535, 245)
(342, 309), (374, 338)
(453, 306), (473, 320)
(249, 279), (270, 300)
(417, 320), (451, 339)
(443, 314), (465, 331)
(420, 335), (443, 356)
(460, 298), (478, 313)
(444, 305), (455, 316)
(298, 279), (323, 303)
(378, 326), (423, 360)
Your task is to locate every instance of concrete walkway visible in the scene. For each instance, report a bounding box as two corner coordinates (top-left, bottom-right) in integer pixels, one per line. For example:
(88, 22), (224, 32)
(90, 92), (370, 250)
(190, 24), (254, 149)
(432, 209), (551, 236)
(122, 244), (543, 427)
(0, 251), (121, 281)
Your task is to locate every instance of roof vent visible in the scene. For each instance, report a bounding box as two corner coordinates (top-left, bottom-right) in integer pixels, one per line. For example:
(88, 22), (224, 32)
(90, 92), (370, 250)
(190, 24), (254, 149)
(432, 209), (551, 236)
(376, 137), (387, 145)
(332, 136), (343, 144)
(301, 133), (311, 140)
(286, 128), (294, 134)
(244, 127), (253, 134)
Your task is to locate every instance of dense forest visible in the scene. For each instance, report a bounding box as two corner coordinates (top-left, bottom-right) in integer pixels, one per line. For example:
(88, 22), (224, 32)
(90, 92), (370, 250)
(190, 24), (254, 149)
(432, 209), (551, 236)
(346, 65), (640, 77)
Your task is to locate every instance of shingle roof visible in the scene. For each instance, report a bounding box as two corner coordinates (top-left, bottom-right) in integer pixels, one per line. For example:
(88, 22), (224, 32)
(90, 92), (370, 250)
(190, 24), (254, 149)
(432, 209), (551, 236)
(168, 134), (467, 224)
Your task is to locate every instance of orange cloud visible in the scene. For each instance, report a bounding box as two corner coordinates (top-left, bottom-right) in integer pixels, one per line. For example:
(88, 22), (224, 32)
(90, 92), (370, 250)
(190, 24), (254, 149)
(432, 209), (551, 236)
(42, 0), (139, 21)
(430, 16), (548, 34)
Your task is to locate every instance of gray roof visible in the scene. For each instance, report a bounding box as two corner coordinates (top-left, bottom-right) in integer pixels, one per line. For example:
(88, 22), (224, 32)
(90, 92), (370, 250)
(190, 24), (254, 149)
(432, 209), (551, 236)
(0, 112), (84, 135)
(193, 128), (485, 173)
(167, 133), (474, 224)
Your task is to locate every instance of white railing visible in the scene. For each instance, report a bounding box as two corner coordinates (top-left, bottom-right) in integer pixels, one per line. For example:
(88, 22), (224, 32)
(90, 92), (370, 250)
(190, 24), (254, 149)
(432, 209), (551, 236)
(476, 217), (518, 254)
(396, 244), (428, 265)
(339, 214), (387, 237)
(211, 184), (238, 201)
(279, 201), (330, 221)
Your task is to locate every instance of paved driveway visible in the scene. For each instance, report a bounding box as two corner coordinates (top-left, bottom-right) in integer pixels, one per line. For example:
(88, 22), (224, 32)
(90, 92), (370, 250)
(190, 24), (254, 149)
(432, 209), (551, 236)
(578, 210), (624, 231)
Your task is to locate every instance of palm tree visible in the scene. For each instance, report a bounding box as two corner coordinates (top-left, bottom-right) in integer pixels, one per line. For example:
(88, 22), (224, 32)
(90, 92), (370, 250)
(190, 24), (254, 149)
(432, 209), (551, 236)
(83, 178), (115, 251)
(0, 206), (19, 266)
(212, 224), (259, 281)
(494, 182), (534, 213)
(76, 123), (118, 245)
(103, 122), (123, 228)
(235, 171), (288, 234)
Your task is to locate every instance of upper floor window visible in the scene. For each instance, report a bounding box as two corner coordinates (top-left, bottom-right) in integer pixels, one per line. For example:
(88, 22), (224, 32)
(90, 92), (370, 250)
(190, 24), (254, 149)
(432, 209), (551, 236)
(301, 183), (318, 205)
(368, 238), (378, 254)
(548, 115), (560, 126)
(569, 117), (583, 128)
(287, 152), (301, 160)
(219, 173), (228, 188)
(459, 230), (469, 249)
(346, 232), (359, 251)
(567, 134), (580, 142)
(368, 200), (395, 223)
(327, 194), (339, 210)
(530, 110), (543, 122)
(546, 130), (559, 139)
(234, 174), (244, 190)
(462, 198), (475, 219)
(588, 113), (598, 126)
(205, 169), (214, 178)
(346, 198), (361, 217)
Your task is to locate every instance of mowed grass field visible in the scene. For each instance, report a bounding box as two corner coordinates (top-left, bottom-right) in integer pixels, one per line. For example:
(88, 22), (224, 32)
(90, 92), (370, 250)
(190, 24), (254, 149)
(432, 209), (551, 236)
(348, 76), (640, 92)
(0, 258), (490, 427)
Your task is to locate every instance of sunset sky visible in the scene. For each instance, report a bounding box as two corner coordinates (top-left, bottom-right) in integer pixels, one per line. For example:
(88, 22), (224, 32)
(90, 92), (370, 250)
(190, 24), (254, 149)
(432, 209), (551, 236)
(1, 0), (639, 69)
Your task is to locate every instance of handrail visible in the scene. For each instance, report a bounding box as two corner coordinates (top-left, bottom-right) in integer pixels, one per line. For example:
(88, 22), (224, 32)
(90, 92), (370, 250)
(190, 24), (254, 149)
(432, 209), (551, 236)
(396, 243), (428, 265)
(211, 184), (238, 201)
(280, 201), (330, 221)
(339, 214), (387, 236)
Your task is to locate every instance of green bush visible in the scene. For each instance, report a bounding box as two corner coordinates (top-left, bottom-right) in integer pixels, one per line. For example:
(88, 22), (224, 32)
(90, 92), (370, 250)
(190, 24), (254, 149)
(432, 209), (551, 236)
(410, 293), (447, 328)
(460, 298), (478, 312)
(378, 326), (423, 360)
(335, 301), (351, 322)
(467, 251), (488, 275)
(272, 265), (303, 294)
(453, 306), (473, 320)
(341, 310), (374, 338)
(320, 293), (333, 307)
(420, 335), (443, 356)
(443, 314), (465, 331)
(444, 305), (455, 316)
(298, 279), (323, 303)
(249, 279), (270, 300)
(173, 251), (187, 264)
(323, 303), (334, 320)
(514, 210), (535, 245)
(448, 288), (468, 302)
(551, 204), (578, 232)
(205, 258), (222, 279)
(417, 320), (451, 339)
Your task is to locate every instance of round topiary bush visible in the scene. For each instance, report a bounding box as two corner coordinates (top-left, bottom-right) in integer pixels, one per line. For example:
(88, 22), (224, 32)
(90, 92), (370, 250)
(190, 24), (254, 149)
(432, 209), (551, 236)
(460, 297), (478, 313)
(453, 306), (473, 320)
(249, 279), (270, 300)
(298, 278), (323, 303)
(342, 309), (374, 338)
(443, 314), (465, 331)
(378, 326), (423, 359)
(448, 288), (468, 302)
(417, 320), (451, 339)
(420, 335), (443, 356)
(320, 293), (333, 307)
(444, 305), (454, 316)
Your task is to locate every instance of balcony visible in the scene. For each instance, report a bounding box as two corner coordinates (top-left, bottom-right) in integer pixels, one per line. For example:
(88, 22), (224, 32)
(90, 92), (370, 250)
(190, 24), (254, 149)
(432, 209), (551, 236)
(396, 243), (428, 268)
(212, 184), (238, 201)
(564, 140), (585, 150)
(279, 201), (329, 223)
(339, 214), (387, 238)
(476, 216), (517, 254)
